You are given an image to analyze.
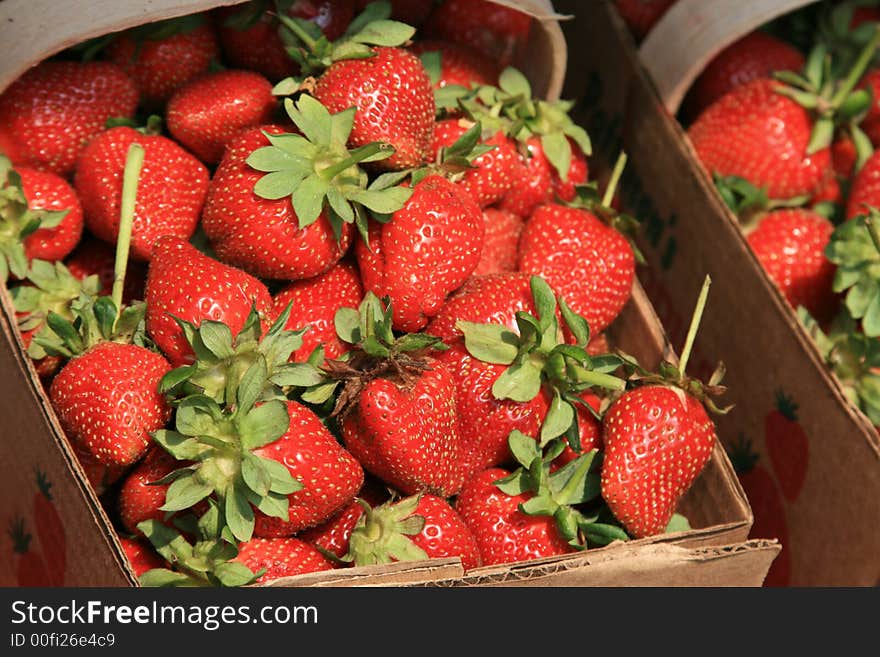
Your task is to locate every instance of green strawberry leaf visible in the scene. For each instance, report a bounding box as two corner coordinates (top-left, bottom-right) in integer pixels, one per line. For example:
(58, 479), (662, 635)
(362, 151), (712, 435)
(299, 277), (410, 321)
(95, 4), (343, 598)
(507, 430), (541, 469)
(348, 19), (415, 47)
(492, 358), (543, 402)
(457, 321), (520, 364)
(540, 394), (574, 444)
(225, 487), (255, 543)
(237, 401), (290, 450)
(665, 513), (691, 533)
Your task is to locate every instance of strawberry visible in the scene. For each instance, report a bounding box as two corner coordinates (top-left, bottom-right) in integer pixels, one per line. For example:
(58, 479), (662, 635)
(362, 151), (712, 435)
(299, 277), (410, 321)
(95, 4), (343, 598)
(614, 0), (675, 42)
(118, 535), (165, 577)
(474, 207), (524, 276)
(234, 537), (336, 583)
(355, 0), (434, 26)
(65, 238), (147, 302)
(74, 126), (209, 262)
(846, 149), (880, 218)
(272, 260), (364, 363)
(551, 392), (603, 469)
(298, 481), (388, 559)
(356, 174), (484, 332)
(764, 390), (810, 503)
(0, 61), (138, 177)
(314, 46), (435, 171)
(455, 467), (573, 566)
(424, 0), (531, 69)
(858, 68), (880, 146)
(683, 30), (805, 121)
(745, 208), (837, 324)
(32, 470), (65, 586)
(0, 160), (83, 281)
(166, 69), (278, 164)
(117, 447), (184, 536)
(0, 127), (27, 165)
(410, 40), (500, 90)
(105, 15), (220, 108)
(518, 202), (635, 335)
(144, 235), (274, 367)
(345, 494), (482, 571)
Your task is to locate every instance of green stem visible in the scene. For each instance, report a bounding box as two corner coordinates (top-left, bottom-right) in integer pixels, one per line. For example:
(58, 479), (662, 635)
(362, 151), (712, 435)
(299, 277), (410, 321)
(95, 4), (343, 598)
(602, 152), (627, 208)
(864, 209), (880, 257)
(571, 368), (626, 391)
(277, 13), (317, 53)
(678, 275), (712, 376)
(830, 25), (880, 107)
(112, 143), (144, 324)
(556, 449), (596, 502)
(319, 142), (388, 180)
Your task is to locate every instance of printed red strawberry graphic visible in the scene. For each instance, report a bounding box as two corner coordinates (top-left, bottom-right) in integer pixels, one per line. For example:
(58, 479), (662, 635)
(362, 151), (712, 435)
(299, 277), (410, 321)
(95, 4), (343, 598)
(8, 516), (52, 587)
(32, 470), (66, 586)
(764, 390), (809, 503)
(344, 494), (482, 571)
(105, 14), (220, 108)
(234, 537), (336, 583)
(0, 60), (138, 176)
(166, 69), (278, 164)
(75, 125), (210, 262)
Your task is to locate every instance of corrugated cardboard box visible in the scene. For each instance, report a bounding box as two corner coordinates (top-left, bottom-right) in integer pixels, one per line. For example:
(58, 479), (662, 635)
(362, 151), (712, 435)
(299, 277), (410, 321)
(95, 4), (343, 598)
(0, 0), (778, 587)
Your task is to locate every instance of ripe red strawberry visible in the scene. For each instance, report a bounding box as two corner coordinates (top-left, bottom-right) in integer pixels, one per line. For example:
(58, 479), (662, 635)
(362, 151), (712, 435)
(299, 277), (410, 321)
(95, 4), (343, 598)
(166, 69), (277, 164)
(345, 494), (482, 571)
(13, 167), (83, 264)
(455, 467), (573, 566)
(118, 447), (183, 536)
(858, 68), (880, 146)
(272, 260), (364, 363)
(688, 78), (832, 199)
(551, 392), (603, 470)
(601, 385), (716, 538)
(32, 470), (65, 586)
(409, 40), (500, 89)
(144, 236), (274, 367)
(105, 17), (220, 108)
(425, 0), (532, 69)
(50, 341), (172, 468)
(518, 202), (635, 334)
(74, 127), (209, 262)
(432, 120), (521, 207)
(201, 124), (353, 280)
(341, 358), (467, 497)
(298, 482), (388, 559)
(252, 401), (364, 537)
(119, 535), (165, 577)
(356, 174), (484, 332)
(214, 0), (356, 81)
(474, 207), (524, 276)
(846, 149), (880, 218)
(314, 46), (435, 171)
(426, 272), (534, 340)
(0, 61), (138, 177)
(65, 238), (148, 302)
(764, 390), (809, 503)
(614, 0), (675, 42)
(234, 537), (336, 583)
(355, 0), (434, 26)
(745, 208), (837, 324)
(0, 127), (27, 165)
(683, 31), (805, 121)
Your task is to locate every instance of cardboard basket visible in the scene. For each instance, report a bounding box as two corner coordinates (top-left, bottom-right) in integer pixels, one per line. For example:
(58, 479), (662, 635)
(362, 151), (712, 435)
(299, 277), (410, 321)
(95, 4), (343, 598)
(0, 0), (778, 587)
(557, 0), (880, 586)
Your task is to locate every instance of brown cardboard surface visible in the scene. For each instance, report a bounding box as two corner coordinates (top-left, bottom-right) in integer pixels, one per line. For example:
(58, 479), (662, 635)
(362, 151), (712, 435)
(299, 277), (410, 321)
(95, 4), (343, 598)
(0, 0), (768, 588)
(557, 0), (880, 585)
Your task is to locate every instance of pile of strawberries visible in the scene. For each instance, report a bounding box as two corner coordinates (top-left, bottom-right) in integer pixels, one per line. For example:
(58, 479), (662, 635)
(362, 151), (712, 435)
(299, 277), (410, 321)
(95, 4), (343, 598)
(1, 0), (727, 586)
(673, 0), (880, 433)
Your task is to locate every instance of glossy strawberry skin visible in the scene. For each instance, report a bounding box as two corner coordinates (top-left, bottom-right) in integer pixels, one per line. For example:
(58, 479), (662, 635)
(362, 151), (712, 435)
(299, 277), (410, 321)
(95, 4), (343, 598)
(746, 209), (837, 324)
(432, 120), (520, 208)
(846, 149), (880, 219)
(0, 61), (138, 177)
(341, 362), (467, 498)
(456, 467), (573, 566)
(144, 236), (274, 367)
(17, 167), (83, 263)
(425, 0), (532, 69)
(474, 207), (524, 276)
(119, 536), (165, 577)
(518, 203), (634, 334)
(298, 481), (389, 559)
(74, 127), (209, 262)
(49, 342), (172, 469)
(314, 47), (435, 171)
(688, 78), (831, 199)
(272, 260), (363, 363)
(601, 385), (716, 539)
(117, 447), (182, 536)
(234, 537), (336, 583)
(105, 21), (220, 108)
(202, 125), (353, 280)
(408, 40), (500, 89)
(252, 401), (364, 538)
(856, 68), (880, 146)
(409, 495), (482, 571)
(356, 175), (484, 332)
(166, 69), (278, 164)
(683, 31), (805, 121)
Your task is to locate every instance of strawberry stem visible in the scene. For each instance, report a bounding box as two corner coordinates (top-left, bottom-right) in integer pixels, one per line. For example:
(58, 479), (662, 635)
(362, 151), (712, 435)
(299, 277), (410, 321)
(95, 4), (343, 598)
(602, 152), (627, 208)
(112, 142), (144, 324)
(864, 212), (880, 256)
(678, 275), (712, 377)
(319, 142), (390, 180)
(830, 26), (880, 108)
(277, 13), (318, 53)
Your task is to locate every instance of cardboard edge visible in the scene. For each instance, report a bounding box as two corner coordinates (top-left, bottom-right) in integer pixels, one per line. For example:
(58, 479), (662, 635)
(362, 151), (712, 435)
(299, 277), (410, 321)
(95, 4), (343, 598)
(258, 558), (465, 588)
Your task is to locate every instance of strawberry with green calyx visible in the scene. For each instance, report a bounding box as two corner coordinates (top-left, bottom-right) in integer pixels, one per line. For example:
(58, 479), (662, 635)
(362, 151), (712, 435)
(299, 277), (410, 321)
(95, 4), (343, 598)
(475, 207), (524, 276)
(456, 275), (626, 457)
(824, 207), (880, 335)
(410, 40), (500, 94)
(602, 276), (729, 539)
(234, 536), (336, 583)
(713, 174), (815, 222)
(799, 306), (880, 426)
(243, 94), (412, 245)
(119, 535), (165, 578)
(343, 493), (482, 571)
(0, 157), (78, 282)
